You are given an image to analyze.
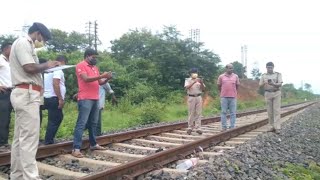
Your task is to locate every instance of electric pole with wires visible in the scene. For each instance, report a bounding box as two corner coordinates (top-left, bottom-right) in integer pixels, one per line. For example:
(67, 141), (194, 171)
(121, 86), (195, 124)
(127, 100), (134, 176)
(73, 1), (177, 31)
(85, 21), (93, 48)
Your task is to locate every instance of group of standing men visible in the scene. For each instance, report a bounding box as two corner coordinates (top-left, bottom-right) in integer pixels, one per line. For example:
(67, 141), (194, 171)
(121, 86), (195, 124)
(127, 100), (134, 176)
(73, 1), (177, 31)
(185, 62), (283, 135)
(0, 21), (284, 179)
(0, 22), (116, 179)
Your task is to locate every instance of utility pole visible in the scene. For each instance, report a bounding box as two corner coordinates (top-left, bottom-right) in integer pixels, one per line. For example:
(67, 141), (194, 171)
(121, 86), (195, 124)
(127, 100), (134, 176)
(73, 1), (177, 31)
(94, 20), (98, 51)
(189, 29), (200, 52)
(244, 45), (248, 77)
(241, 46), (244, 65)
(241, 45), (248, 78)
(86, 21), (92, 48)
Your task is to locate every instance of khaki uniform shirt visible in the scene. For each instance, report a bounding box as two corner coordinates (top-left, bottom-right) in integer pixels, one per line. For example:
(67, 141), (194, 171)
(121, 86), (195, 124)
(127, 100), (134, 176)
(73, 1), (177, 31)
(259, 72), (283, 91)
(184, 78), (205, 95)
(10, 36), (42, 87)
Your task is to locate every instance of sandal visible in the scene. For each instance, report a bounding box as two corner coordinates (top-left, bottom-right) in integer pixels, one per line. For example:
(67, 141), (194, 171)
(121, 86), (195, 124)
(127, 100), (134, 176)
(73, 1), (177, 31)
(71, 149), (84, 158)
(187, 129), (192, 135)
(196, 130), (203, 135)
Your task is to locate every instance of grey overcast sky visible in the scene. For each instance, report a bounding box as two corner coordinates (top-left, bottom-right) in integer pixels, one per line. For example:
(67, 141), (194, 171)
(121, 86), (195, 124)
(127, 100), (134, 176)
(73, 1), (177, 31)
(1, 0), (320, 93)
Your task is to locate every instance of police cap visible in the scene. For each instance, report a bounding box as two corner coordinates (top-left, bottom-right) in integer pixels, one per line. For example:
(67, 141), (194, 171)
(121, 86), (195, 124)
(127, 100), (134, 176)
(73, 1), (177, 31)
(266, 62), (274, 67)
(189, 67), (198, 73)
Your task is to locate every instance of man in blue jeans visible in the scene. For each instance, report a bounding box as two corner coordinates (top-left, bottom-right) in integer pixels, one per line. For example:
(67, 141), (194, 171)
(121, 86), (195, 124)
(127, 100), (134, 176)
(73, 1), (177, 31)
(217, 64), (240, 131)
(72, 49), (112, 158)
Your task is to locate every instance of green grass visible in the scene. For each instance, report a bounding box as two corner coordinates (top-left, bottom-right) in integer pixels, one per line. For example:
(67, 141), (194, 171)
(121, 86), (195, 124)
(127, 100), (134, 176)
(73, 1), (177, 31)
(281, 162), (320, 180)
(8, 98), (306, 141)
(162, 104), (188, 122)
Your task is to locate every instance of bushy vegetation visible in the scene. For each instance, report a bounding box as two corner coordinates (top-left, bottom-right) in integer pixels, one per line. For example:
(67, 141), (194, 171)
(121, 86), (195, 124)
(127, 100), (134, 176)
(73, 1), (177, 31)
(3, 26), (318, 142)
(281, 161), (320, 180)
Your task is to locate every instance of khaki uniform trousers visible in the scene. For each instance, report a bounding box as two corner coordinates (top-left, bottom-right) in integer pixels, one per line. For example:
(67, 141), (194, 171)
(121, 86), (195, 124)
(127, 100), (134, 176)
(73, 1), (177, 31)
(10, 88), (41, 180)
(265, 91), (281, 130)
(187, 96), (202, 130)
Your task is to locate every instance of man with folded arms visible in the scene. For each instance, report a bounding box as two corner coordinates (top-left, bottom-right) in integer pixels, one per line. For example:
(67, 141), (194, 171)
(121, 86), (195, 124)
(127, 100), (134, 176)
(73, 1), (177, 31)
(9, 22), (60, 180)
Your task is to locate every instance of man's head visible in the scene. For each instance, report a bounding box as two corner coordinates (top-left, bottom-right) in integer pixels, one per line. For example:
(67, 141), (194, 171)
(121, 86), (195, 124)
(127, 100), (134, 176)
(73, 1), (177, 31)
(225, 64), (234, 74)
(189, 68), (198, 79)
(28, 22), (51, 47)
(1, 42), (12, 58)
(266, 62), (274, 74)
(56, 55), (67, 65)
(84, 49), (98, 65)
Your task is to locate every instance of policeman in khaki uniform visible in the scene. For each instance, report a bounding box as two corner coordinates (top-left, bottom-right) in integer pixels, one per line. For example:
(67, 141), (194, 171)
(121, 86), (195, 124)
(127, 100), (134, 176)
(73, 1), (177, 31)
(259, 62), (283, 134)
(10, 22), (60, 180)
(184, 68), (205, 135)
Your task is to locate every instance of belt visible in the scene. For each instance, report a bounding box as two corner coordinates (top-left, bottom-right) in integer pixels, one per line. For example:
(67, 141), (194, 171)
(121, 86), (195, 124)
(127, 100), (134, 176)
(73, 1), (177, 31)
(16, 84), (42, 92)
(265, 89), (279, 92)
(188, 94), (202, 97)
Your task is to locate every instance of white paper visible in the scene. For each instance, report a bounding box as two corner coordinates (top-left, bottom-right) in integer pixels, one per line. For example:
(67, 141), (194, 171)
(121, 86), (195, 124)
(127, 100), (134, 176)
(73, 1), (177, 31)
(44, 65), (75, 73)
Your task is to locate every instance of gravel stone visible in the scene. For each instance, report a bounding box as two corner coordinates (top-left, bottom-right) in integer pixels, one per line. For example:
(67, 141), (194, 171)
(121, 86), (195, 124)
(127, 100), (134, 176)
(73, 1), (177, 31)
(145, 103), (320, 179)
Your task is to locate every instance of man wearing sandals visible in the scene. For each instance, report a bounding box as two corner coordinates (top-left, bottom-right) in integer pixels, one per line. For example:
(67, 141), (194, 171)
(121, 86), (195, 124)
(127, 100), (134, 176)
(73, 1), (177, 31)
(184, 68), (205, 135)
(10, 22), (60, 180)
(71, 49), (112, 158)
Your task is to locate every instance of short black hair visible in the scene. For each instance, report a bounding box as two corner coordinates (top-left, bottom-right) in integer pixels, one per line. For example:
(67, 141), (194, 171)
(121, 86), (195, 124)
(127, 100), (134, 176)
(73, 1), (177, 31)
(28, 22), (52, 41)
(56, 55), (68, 63)
(266, 62), (274, 67)
(1, 42), (12, 52)
(84, 48), (98, 58)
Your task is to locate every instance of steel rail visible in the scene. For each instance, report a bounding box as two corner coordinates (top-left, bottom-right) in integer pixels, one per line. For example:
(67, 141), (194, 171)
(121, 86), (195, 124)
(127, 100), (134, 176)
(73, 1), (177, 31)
(79, 102), (315, 180)
(0, 102), (308, 166)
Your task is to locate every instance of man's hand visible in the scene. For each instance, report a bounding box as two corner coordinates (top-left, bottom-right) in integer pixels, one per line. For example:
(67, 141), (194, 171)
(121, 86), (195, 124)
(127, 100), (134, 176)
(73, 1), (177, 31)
(72, 93), (78, 102)
(0, 86), (6, 93)
(268, 80), (276, 86)
(101, 71), (112, 79)
(58, 99), (64, 109)
(197, 78), (203, 84)
(47, 61), (61, 69)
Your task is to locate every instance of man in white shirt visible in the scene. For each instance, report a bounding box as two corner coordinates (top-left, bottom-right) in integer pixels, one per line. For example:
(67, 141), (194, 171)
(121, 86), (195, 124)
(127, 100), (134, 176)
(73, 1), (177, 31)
(43, 55), (67, 144)
(96, 82), (117, 136)
(0, 42), (12, 150)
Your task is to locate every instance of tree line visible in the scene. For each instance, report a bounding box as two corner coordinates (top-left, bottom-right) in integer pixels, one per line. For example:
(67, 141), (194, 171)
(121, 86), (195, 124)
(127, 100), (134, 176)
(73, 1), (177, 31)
(1, 26), (317, 105)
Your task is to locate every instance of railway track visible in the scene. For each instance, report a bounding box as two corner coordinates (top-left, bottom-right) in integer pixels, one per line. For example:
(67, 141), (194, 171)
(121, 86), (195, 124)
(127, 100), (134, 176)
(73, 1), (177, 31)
(0, 102), (315, 180)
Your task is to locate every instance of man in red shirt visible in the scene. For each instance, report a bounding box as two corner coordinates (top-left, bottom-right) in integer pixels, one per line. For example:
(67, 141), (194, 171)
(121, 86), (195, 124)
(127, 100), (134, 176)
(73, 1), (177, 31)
(217, 64), (240, 131)
(72, 49), (112, 158)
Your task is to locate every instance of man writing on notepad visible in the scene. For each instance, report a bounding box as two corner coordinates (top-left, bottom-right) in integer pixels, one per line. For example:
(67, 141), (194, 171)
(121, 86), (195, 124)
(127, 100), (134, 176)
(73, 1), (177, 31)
(10, 22), (60, 180)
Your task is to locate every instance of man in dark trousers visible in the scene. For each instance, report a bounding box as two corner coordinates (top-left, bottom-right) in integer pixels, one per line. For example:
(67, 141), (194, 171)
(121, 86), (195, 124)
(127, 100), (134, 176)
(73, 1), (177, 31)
(0, 42), (12, 152)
